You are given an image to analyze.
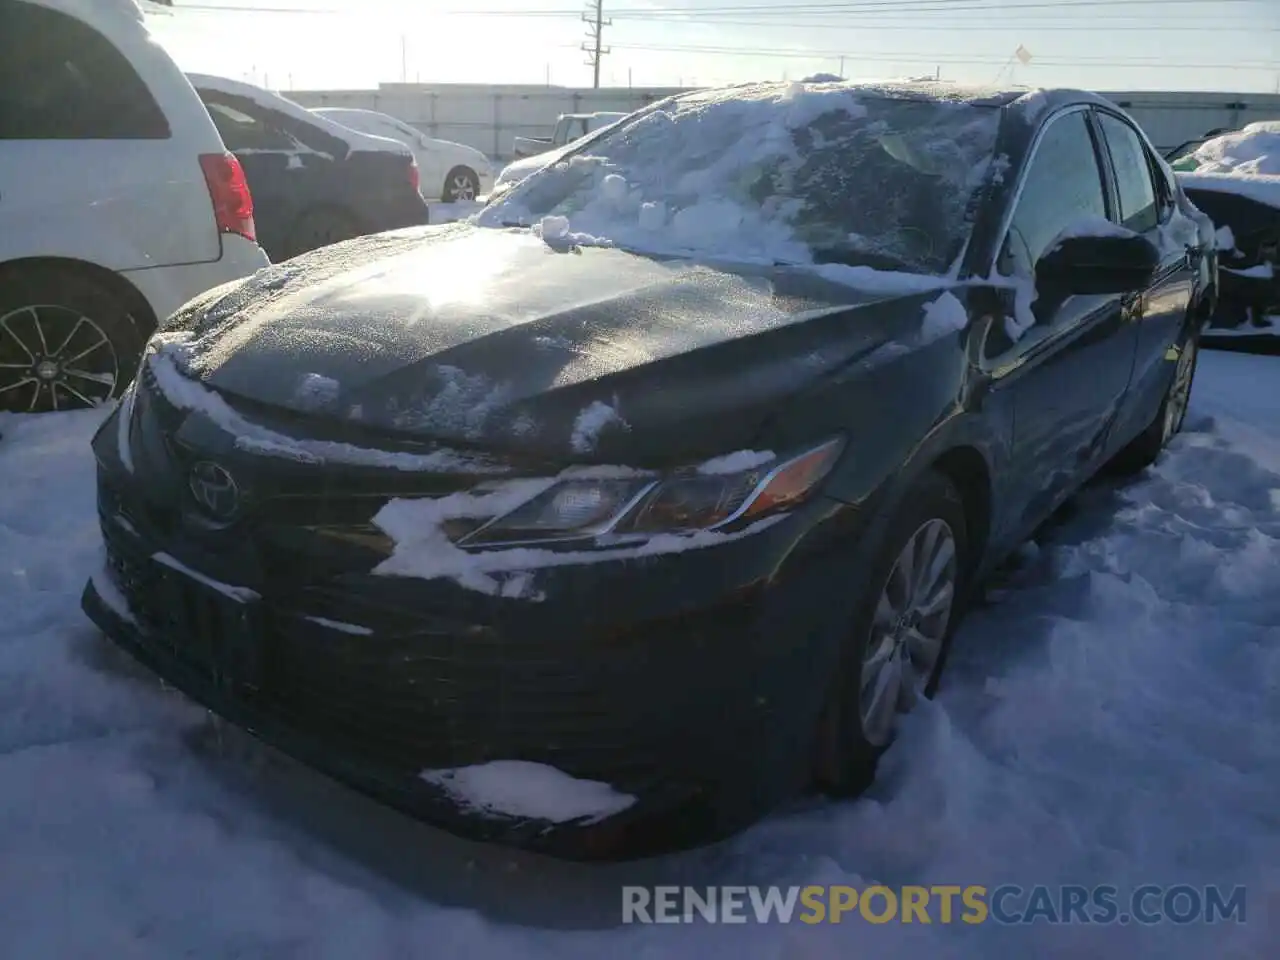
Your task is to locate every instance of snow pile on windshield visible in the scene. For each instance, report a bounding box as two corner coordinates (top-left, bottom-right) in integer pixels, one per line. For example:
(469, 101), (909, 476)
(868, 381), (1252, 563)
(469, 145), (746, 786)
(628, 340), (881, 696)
(480, 81), (1003, 275)
(420, 761), (637, 824)
(1179, 121), (1280, 176)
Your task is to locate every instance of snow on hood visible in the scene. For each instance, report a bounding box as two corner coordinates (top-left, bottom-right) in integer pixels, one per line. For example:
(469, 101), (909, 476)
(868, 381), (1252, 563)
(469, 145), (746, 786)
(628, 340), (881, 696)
(1178, 121), (1280, 177)
(494, 141), (576, 188)
(150, 222), (951, 464)
(479, 81), (1003, 275)
(186, 74), (412, 157)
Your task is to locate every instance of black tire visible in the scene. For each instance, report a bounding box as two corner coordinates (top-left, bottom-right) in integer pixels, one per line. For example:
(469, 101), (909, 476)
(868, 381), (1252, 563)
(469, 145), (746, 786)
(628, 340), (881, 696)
(1111, 324), (1201, 474)
(285, 207), (362, 259)
(0, 266), (145, 414)
(441, 166), (481, 203)
(814, 469), (970, 795)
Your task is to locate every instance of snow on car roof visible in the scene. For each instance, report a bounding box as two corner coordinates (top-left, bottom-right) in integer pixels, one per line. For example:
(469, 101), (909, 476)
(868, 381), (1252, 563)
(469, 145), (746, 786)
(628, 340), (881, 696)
(1177, 121), (1280, 177)
(1178, 172), (1280, 212)
(186, 73), (412, 157)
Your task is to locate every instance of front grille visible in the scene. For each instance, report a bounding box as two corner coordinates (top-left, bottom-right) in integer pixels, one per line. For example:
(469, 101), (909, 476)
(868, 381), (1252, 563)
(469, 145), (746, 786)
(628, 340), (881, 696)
(101, 379), (707, 787)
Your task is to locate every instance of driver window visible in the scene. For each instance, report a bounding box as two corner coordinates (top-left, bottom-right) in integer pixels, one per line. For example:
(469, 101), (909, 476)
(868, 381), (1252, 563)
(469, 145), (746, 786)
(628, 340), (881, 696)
(985, 110), (1110, 361)
(998, 110), (1109, 281)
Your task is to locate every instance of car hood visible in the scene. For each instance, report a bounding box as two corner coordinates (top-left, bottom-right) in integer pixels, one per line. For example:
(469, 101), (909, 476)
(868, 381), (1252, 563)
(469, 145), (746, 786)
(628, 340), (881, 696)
(495, 145), (571, 187)
(173, 224), (950, 464)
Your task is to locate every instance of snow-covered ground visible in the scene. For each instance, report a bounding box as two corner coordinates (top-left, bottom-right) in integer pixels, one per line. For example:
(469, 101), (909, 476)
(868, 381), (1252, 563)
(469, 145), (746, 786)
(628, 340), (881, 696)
(428, 199), (485, 224)
(0, 350), (1276, 958)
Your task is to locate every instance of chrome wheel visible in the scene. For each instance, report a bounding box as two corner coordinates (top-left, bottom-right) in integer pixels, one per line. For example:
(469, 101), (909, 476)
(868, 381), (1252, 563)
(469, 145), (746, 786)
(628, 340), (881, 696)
(0, 305), (119, 412)
(859, 517), (958, 747)
(1162, 338), (1197, 441)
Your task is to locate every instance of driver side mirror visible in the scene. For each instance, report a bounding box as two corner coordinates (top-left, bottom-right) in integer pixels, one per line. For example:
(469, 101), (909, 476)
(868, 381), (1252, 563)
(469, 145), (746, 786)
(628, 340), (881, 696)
(1035, 228), (1160, 296)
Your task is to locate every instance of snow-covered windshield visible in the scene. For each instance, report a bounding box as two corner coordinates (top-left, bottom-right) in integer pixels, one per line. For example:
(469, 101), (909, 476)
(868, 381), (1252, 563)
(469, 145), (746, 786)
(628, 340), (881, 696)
(479, 82), (1003, 275)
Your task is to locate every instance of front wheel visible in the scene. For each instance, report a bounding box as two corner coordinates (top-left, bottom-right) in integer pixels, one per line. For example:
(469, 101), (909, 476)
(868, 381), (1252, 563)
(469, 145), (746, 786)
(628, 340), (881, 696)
(0, 268), (144, 414)
(814, 469), (970, 794)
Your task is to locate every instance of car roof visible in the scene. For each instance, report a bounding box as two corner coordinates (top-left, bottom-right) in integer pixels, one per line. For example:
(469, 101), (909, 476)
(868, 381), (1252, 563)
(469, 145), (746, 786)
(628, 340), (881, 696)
(664, 80), (1114, 117)
(16, 0), (149, 30)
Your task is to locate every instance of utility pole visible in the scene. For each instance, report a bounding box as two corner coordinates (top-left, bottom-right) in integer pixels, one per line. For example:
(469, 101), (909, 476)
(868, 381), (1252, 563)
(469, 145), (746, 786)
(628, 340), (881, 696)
(401, 34), (408, 83)
(582, 0), (610, 89)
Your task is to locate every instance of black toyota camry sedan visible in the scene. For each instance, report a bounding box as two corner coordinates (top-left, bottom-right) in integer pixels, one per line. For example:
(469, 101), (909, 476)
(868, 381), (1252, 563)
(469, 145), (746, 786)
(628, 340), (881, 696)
(83, 81), (1214, 860)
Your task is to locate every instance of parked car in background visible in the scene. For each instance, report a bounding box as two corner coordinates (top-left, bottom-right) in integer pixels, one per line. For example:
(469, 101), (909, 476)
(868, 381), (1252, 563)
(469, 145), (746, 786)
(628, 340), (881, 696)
(84, 81), (1213, 859)
(511, 111), (629, 159)
(311, 107), (494, 202)
(188, 75), (429, 262)
(1166, 128), (1233, 170)
(491, 113), (631, 194)
(1171, 123), (1280, 341)
(0, 0), (268, 414)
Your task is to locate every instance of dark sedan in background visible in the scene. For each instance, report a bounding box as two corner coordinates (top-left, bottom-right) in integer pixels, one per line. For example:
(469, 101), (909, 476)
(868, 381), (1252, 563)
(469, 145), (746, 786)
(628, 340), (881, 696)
(83, 81), (1213, 860)
(1178, 176), (1279, 344)
(188, 74), (429, 262)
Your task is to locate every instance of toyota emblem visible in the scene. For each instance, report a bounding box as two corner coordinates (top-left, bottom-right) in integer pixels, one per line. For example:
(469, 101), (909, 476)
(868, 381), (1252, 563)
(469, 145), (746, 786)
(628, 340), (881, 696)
(188, 461), (242, 521)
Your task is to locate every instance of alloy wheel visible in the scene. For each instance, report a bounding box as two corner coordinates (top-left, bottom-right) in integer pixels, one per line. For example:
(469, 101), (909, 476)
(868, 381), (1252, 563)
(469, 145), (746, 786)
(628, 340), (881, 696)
(449, 172), (477, 202)
(0, 305), (119, 412)
(859, 517), (958, 747)
(1162, 338), (1197, 442)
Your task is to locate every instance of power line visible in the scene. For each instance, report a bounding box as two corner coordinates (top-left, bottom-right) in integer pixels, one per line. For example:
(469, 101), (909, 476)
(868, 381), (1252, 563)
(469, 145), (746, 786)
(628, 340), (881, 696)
(606, 40), (1276, 72)
(159, 0), (1266, 15)
(615, 15), (1269, 33)
(582, 0), (610, 88)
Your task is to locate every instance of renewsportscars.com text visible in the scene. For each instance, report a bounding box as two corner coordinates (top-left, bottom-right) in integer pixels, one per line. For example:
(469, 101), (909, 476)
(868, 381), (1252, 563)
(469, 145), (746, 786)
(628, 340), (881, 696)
(621, 884), (1247, 925)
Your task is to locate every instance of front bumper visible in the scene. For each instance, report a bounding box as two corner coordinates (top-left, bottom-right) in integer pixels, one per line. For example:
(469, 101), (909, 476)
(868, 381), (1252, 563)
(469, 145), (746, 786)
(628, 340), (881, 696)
(83, 408), (865, 859)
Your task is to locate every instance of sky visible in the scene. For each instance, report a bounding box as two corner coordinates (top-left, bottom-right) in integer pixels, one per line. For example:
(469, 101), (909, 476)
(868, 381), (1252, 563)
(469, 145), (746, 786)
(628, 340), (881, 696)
(144, 0), (1280, 94)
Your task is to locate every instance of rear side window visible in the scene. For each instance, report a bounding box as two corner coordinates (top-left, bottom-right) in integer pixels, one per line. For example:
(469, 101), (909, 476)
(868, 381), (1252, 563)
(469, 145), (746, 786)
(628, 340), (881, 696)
(201, 96), (297, 152)
(0, 2), (170, 139)
(1097, 112), (1159, 233)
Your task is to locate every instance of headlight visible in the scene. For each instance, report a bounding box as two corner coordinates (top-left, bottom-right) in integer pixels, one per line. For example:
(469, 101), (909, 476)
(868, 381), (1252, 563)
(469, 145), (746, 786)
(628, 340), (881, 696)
(457, 438), (843, 548)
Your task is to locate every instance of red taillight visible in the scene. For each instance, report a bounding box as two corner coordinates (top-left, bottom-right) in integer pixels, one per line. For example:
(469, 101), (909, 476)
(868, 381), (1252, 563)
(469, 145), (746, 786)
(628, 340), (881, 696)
(407, 158), (420, 194)
(199, 152), (256, 243)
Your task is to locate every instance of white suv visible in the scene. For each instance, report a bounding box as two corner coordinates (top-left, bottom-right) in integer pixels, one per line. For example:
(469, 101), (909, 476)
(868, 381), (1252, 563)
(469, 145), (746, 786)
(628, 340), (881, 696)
(0, 0), (270, 414)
